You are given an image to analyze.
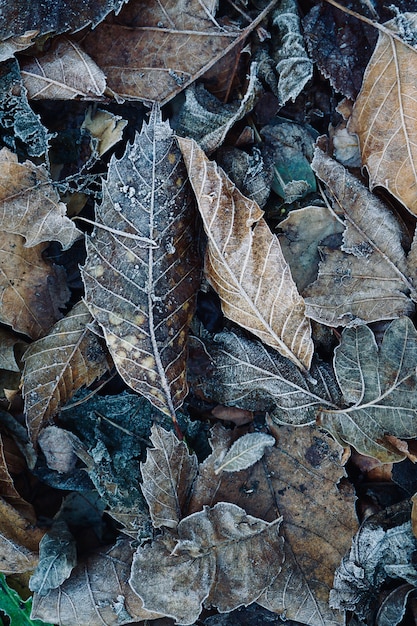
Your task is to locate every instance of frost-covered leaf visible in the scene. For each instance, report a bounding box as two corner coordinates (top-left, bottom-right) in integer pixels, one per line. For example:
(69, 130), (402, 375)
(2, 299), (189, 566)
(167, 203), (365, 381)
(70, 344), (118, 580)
(129, 502), (283, 625)
(23, 300), (112, 445)
(214, 432), (275, 474)
(21, 37), (106, 100)
(318, 317), (417, 462)
(0, 59), (48, 157)
(304, 148), (415, 326)
(0, 146), (81, 249)
(29, 520), (77, 596)
(178, 136), (313, 372)
(349, 13), (417, 215)
(82, 105), (200, 420)
(0, 30), (39, 62)
(141, 424), (198, 528)
(216, 146), (273, 209)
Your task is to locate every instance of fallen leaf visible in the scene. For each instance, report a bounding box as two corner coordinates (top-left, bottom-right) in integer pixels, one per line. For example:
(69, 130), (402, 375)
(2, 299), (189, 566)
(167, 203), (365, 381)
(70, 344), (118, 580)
(0, 572), (53, 626)
(0, 30), (39, 62)
(31, 537), (162, 626)
(318, 317), (417, 463)
(304, 148), (415, 326)
(214, 432), (275, 474)
(178, 136), (313, 372)
(140, 424), (198, 528)
(81, 107), (127, 157)
(0, 146), (81, 249)
(0, 233), (70, 339)
(349, 13), (417, 215)
(22, 300), (112, 445)
(376, 584), (416, 626)
(20, 37), (106, 100)
(210, 404), (254, 426)
(82, 106), (200, 421)
(0, 327), (26, 373)
(38, 426), (79, 474)
(129, 502), (283, 625)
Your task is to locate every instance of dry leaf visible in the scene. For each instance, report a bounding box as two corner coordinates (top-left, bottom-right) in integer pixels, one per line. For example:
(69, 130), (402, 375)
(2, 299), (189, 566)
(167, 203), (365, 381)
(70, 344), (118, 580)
(81, 107), (127, 157)
(0, 432), (36, 523)
(141, 424), (198, 528)
(0, 146), (81, 249)
(0, 327), (26, 373)
(318, 317), (417, 463)
(214, 432), (275, 474)
(0, 30), (39, 62)
(0, 232), (70, 339)
(31, 537), (162, 626)
(178, 136), (313, 372)
(82, 106), (200, 419)
(38, 426), (78, 474)
(349, 13), (417, 215)
(129, 502), (283, 625)
(21, 37), (106, 100)
(22, 300), (112, 445)
(304, 148), (415, 326)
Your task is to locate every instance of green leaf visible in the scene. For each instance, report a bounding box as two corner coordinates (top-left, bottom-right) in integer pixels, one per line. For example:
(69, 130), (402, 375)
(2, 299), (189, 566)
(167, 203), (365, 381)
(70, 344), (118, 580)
(0, 573), (53, 626)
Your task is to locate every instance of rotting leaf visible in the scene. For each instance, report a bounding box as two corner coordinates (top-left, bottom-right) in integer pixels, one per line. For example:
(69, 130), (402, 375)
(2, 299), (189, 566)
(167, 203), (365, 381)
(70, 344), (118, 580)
(20, 37), (106, 100)
(129, 502), (283, 625)
(22, 300), (112, 446)
(82, 105), (200, 422)
(141, 424), (198, 529)
(318, 317), (417, 463)
(349, 12), (417, 215)
(214, 432), (275, 475)
(178, 136), (313, 373)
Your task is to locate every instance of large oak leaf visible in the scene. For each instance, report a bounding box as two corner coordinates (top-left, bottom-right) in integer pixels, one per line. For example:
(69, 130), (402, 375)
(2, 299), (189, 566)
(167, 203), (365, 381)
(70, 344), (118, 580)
(178, 136), (313, 372)
(82, 106), (200, 420)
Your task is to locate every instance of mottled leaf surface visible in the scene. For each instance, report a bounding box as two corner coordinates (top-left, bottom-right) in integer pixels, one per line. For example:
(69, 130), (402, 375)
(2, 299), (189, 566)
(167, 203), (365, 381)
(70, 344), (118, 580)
(178, 136), (313, 372)
(82, 106), (200, 419)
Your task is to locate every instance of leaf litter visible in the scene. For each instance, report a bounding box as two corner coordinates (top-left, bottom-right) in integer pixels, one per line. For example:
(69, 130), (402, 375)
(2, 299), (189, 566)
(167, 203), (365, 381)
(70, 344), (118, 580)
(2, 0), (417, 625)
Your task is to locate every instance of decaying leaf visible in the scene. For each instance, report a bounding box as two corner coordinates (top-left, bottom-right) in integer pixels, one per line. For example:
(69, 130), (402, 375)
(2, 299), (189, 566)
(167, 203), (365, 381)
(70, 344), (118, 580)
(22, 300), (112, 445)
(318, 317), (417, 463)
(141, 424), (198, 528)
(20, 37), (106, 100)
(130, 502), (283, 625)
(0, 146), (81, 249)
(349, 13), (417, 215)
(0, 232), (70, 339)
(178, 136), (313, 372)
(0, 327), (26, 373)
(82, 106), (200, 420)
(214, 432), (275, 474)
(0, 30), (39, 62)
(304, 148), (415, 326)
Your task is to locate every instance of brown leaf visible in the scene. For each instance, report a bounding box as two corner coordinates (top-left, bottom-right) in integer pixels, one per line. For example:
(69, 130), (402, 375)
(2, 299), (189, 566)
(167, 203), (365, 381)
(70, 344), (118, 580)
(0, 327), (27, 372)
(0, 432), (36, 523)
(22, 300), (112, 445)
(81, 0), (276, 104)
(31, 537), (163, 626)
(38, 426), (79, 474)
(0, 147), (81, 249)
(82, 106), (200, 419)
(178, 136), (313, 372)
(349, 13), (417, 215)
(20, 37), (106, 100)
(0, 232), (70, 339)
(0, 30), (39, 62)
(141, 424), (198, 529)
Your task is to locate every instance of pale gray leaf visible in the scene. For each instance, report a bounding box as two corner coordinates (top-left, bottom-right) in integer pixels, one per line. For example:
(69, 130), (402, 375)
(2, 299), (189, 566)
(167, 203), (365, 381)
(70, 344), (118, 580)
(29, 521), (76, 596)
(214, 432), (275, 474)
(376, 584), (415, 626)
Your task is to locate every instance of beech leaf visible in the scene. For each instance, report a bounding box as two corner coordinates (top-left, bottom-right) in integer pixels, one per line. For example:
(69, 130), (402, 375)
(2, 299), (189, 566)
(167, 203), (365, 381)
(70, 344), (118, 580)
(318, 317), (417, 463)
(214, 432), (275, 474)
(349, 13), (417, 215)
(82, 105), (200, 419)
(22, 300), (112, 445)
(178, 136), (313, 372)
(141, 424), (198, 528)
(129, 502), (283, 625)
(29, 521), (77, 596)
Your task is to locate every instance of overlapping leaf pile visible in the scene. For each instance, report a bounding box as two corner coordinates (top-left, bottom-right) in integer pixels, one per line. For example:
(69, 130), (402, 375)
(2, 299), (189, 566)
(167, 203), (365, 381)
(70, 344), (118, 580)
(1, 1), (417, 625)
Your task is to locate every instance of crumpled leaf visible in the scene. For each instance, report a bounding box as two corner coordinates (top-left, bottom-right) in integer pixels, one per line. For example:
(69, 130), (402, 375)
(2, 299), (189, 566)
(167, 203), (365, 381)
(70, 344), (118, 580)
(304, 148), (415, 326)
(0, 58), (48, 157)
(0, 146), (81, 249)
(29, 520), (77, 596)
(31, 537), (162, 626)
(141, 424), (198, 528)
(318, 317), (417, 463)
(178, 136), (313, 373)
(330, 501), (417, 623)
(0, 573), (52, 626)
(349, 13), (417, 215)
(129, 502), (283, 625)
(81, 107), (127, 157)
(0, 233), (70, 339)
(191, 329), (341, 426)
(20, 37), (106, 100)
(214, 432), (275, 474)
(82, 105), (200, 420)
(22, 300), (112, 445)
(271, 0), (313, 104)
